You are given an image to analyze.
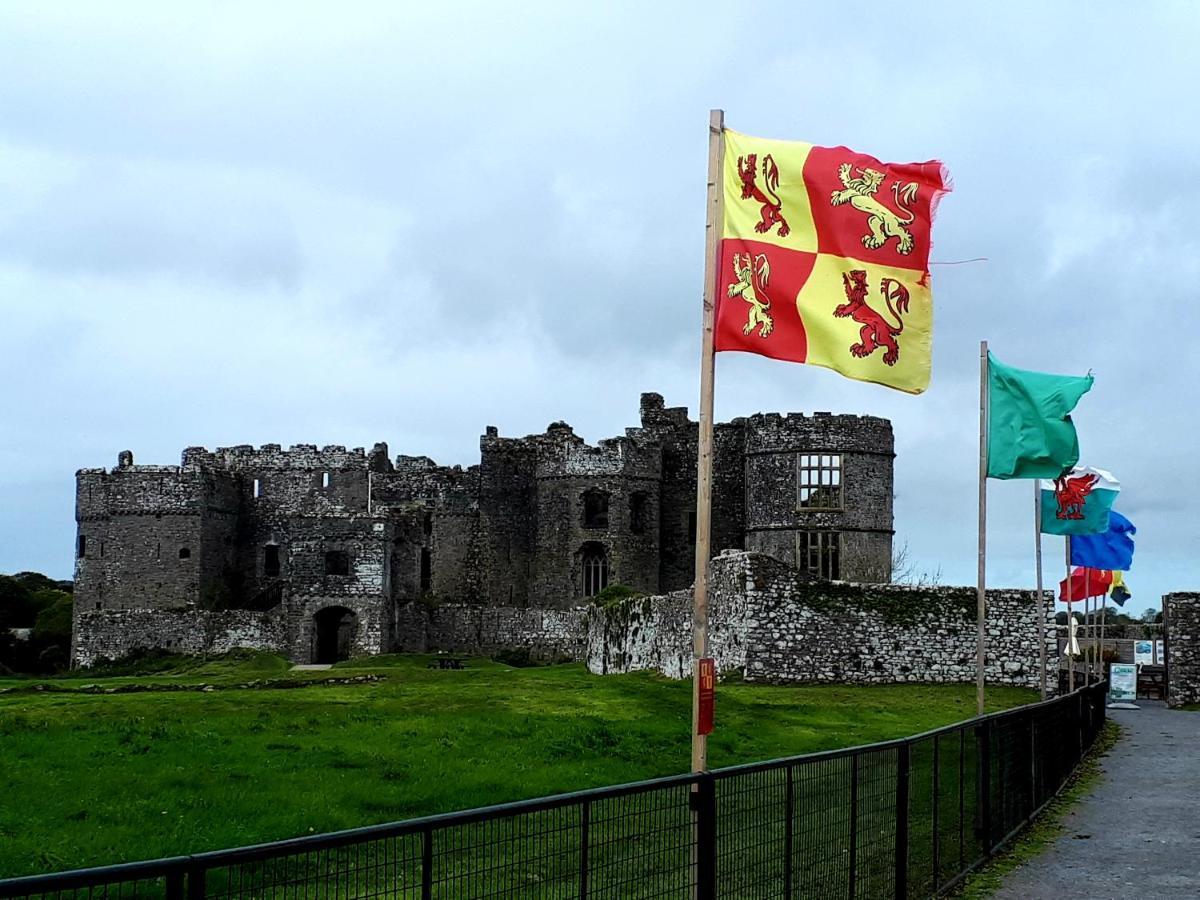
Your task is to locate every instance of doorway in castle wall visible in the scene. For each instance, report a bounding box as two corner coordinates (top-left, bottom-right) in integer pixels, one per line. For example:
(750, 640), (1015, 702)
(313, 606), (357, 663)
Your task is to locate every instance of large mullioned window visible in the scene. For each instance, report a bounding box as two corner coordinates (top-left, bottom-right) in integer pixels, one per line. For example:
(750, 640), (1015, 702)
(797, 454), (842, 509)
(797, 531), (840, 580)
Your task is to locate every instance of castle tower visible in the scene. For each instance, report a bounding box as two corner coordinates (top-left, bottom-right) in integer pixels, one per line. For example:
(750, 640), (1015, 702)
(742, 412), (894, 582)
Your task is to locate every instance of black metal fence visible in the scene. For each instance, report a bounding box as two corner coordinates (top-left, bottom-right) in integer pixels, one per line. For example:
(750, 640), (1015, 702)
(0, 681), (1108, 900)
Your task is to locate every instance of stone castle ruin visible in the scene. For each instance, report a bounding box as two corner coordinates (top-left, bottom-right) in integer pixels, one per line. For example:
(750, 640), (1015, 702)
(72, 393), (895, 667)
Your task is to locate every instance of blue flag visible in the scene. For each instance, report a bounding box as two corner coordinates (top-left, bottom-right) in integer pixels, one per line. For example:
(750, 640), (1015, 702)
(1069, 511), (1136, 571)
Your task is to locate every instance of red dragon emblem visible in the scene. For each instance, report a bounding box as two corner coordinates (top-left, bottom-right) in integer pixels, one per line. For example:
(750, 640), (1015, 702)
(833, 270), (910, 366)
(737, 153), (790, 238)
(1054, 473), (1099, 520)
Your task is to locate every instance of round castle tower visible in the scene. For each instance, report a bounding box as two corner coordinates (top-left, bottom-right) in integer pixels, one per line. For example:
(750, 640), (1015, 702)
(742, 412), (893, 583)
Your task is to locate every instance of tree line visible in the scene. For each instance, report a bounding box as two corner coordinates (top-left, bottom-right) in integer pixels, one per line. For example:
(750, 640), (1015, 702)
(0, 572), (73, 674)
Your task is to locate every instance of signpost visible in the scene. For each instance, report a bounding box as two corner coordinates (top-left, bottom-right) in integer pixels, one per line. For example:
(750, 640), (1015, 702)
(697, 658), (715, 736)
(1109, 663), (1137, 703)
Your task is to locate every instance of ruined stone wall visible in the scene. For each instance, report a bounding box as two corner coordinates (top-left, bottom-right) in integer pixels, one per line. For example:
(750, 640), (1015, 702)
(637, 394), (699, 592)
(394, 603), (587, 659)
(1165, 592), (1200, 707)
(530, 424), (663, 606)
(72, 608), (286, 668)
(587, 552), (1053, 690)
(585, 554), (754, 678)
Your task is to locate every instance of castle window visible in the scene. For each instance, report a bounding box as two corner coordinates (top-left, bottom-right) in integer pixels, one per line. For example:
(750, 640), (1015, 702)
(179, 547), (191, 560)
(264, 544), (281, 577)
(630, 492), (649, 534)
(797, 454), (842, 509)
(423, 511), (433, 536)
(582, 491), (609, 529)
(100, 541), (105, 558)
(324, 550), (350, 577)
(420, 548), (432, 592)
(797, 531), (840, 580)
(581, 543), (609, 597)
(77, 535), (87, 558)
(321, 471), (331, 489)
(253, 478), (262, 499)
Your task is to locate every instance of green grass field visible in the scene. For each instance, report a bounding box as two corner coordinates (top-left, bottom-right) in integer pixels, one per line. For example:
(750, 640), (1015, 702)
(0, 653), (1036, 879)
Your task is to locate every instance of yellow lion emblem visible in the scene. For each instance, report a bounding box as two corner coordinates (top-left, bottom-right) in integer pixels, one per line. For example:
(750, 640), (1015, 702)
(726, 252), (773, 338)
(830, 164), (919, 255)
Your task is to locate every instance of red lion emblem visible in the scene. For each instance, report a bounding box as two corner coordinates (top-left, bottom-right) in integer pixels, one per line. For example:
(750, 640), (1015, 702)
(737, 153), (790, 238)
(1054, 473), (1099, 520)
(833, 270), (910, 366)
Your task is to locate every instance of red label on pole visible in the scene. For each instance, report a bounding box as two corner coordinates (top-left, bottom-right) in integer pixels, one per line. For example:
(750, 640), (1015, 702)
(697, 658), (716, 736)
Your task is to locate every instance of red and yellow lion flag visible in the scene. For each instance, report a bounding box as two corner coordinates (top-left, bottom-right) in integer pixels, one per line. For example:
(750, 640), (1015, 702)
(715, 130), (951, 394)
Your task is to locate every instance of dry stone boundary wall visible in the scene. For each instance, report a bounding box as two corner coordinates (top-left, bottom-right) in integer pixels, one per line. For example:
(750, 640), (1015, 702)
(587, 551), (1056, 690)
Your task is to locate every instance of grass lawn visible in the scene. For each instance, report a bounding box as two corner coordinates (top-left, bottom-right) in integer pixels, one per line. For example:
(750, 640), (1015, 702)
(0, 653), (1035, 878)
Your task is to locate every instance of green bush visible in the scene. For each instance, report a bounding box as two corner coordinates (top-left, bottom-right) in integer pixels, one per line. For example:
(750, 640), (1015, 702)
(591, 584), (646, 608)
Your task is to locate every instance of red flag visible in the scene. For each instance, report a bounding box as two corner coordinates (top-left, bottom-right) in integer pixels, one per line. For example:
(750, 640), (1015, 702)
(1058, 566), (1111, 601)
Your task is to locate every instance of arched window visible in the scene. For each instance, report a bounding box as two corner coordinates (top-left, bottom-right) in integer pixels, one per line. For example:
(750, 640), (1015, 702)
(581, 543), (609, 597)
(582, 491), (609, 529)
(178, 547), (191, 560)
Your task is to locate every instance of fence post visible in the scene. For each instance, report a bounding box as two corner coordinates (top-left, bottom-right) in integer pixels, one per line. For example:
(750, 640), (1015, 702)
(166, 869), (185, 900)
(849, 754), (859, 899)
(1027, 708), (1038, 815)
(975, 720), (992, 853)
(580, 798), (590, 900)
(186, 865), (205, 900)
(932, 734), (940, 891)
(694, 775), (717, 900)
(784, 765), (794, 900)
(895, 743), (910, 900)
(421, 825), (433, 900)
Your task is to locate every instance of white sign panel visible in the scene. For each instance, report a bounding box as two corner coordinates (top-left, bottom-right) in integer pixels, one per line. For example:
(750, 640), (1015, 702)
(1109, 663), (1137, 701)
(1134, 641), (1154, 667)
(1156, 639), (1166, 665)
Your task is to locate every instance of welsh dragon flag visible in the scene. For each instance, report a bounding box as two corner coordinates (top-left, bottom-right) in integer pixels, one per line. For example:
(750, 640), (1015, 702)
(713, 129), (951, 394)
(1040, 466), (1120, 536)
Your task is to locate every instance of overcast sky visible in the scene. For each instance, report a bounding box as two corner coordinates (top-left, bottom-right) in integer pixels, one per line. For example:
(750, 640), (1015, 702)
(1, 2), (1194, 616)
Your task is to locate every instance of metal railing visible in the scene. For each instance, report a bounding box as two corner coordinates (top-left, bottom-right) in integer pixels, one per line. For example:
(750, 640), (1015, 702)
(0, 680), (1108, 899)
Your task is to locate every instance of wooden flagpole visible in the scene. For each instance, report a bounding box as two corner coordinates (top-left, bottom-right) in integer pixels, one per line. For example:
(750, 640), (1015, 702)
(976, 340), (988, 716)
(692, 108), (724, 775)
(1066, 536), (1074, 692)
(1034, 481), (1047, 699)
(1100, 586), (1108, 679)
(1084, 568), (1091, 681)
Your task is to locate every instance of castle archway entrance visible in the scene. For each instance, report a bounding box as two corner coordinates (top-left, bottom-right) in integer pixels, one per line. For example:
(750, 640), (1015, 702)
(313, 606), (357, 663)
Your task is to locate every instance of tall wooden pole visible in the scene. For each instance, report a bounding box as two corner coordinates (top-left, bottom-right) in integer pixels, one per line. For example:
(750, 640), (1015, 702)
(692, 108), (724, 775)
(976, 341), (988, 716)
(1034, 481), (1047, 699)
(1066, 536), (1074, 692)
(1100, 588), (1108, 679)
(1084, 568), (1091, 681)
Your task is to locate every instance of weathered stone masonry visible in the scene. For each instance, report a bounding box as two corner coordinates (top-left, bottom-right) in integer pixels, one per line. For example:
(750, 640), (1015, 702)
(1164, 592), (1200, 707)
(73, 392), (896, 666)
(588, 552), (1057, 690)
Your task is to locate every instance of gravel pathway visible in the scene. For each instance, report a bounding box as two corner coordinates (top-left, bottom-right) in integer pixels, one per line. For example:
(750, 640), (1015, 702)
(993, 701), (1200, 899)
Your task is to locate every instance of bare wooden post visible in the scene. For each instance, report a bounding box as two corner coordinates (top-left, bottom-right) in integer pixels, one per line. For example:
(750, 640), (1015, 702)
(1034, 482), (1046, 700)
(1084, 568), (1091, 682)
(1100, 591), (1108, 680)
(977, 341), (988, 716)
(692, 108), (725, 775)
(1066, 537), (1074, 692)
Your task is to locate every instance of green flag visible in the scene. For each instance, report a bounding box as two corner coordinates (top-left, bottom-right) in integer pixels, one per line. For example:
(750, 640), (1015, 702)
(986, 352), (1093, 479)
